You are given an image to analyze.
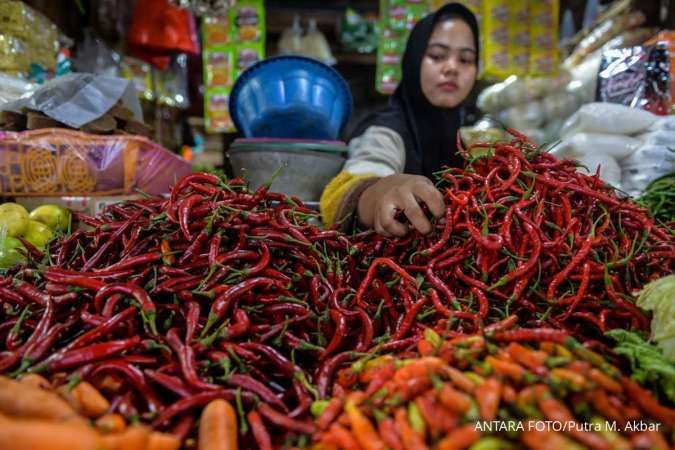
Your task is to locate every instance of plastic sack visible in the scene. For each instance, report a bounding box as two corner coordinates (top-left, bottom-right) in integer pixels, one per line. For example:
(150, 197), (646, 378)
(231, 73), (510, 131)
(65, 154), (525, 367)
(560, 102), (656, 138)
(649, 116), (675, 131)
(621, 145), (675, 195)
(0, 73), (142, 129)
(570, 152), (622, 187)
(0, 128), (191, 196)
(560, 132), (641, 160)
(498, 101), (544, 130)
(636, 130), (675, 147)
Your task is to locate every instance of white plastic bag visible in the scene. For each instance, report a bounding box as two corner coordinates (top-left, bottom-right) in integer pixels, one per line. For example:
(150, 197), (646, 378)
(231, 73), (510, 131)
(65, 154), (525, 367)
(648, 116), (675, 131)
(636, 131), (675, 147)
(620, 145), (675, 195)
(560, 102), (657, 138)
(575, 153), (622, 186)
(561, 132), (641, 159)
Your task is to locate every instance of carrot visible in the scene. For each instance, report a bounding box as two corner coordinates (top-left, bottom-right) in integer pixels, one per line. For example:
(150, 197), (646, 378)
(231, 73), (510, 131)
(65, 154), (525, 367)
(438, 384), (472, 415)
(322, 423), (360, 450)
(18, 374), (51, 390)
(345, 399), (385, 450)
(485, 355), (525, 382)
(0, 377), (82, 423)
(506, 343), (548, 370)
(588, 369), (622, 394)
(476, 377), (501, 421)
(550, 368), (587, 389)
(198, 399), (238, 450)
(378, 417), (404, 450)
(441, 366), (476, 393)
(95, 413), (126, 434)
(0, 417), (102, 450)
(102, 425), (151, 450)
(59, 381), (110, 418)
(394, 408), (428, 450)
(148, 431), (181, 450)
(435, 424), (480, 450)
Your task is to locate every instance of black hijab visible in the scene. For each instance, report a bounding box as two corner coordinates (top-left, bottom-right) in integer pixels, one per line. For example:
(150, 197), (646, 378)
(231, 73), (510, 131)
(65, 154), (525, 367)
(350, 3), (479, 178)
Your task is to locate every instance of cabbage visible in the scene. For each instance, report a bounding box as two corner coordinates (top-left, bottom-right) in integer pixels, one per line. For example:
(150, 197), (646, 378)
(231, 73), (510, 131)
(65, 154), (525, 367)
(637, 275), (675, 362)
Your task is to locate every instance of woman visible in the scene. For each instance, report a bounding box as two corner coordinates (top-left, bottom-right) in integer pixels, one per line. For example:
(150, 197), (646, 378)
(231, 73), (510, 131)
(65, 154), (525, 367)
(320, 3), (479, 237)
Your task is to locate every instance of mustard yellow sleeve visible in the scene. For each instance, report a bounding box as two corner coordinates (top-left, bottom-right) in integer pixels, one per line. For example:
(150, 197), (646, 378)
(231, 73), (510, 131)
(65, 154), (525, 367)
(320, 171), (379, 229)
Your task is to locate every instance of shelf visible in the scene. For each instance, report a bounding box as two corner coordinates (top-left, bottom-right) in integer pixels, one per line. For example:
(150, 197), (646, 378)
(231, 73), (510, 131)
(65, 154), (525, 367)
(335, 52), (377, 65)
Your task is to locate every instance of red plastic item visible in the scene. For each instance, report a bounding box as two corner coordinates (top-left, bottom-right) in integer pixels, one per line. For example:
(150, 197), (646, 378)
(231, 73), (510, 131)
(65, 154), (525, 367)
(127, 0), (199, 66)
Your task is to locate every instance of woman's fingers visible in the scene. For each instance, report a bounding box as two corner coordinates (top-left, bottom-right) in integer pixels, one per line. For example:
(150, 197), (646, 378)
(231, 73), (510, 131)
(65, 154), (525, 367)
(401, 191), (433, 234)
(378, 202), (408, 237)
(412, 180), (446, 219)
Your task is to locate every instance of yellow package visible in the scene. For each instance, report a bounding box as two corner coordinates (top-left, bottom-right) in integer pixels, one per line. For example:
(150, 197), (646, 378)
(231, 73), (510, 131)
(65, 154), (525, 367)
(528, 0), (559, 76)
(0, 33), (28, 72)
(507, 1), (529, 77)
(482, 0), (509, 79)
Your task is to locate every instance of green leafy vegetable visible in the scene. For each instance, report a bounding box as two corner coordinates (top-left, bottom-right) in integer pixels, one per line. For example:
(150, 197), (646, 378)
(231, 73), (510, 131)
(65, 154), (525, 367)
(636, 275), (675, 362)
(606, 329), (675, 403)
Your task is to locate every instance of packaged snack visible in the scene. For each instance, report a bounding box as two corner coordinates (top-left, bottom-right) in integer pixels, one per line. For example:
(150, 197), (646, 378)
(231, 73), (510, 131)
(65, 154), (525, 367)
(235, 44), (263, 78)
(202, 16), (230, 45)
(232, 1), (264, 43)
(204, 47), (233, 88)
(204, 90), (233, 132)
(597, 44), (671, 115)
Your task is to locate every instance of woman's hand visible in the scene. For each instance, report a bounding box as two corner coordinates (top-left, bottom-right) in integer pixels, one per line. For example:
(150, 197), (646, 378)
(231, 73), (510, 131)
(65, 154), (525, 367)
(357, 174), (445, 237)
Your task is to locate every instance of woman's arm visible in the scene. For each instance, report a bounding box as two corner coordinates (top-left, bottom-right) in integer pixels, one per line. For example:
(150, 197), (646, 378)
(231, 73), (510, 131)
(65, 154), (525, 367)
(320, 126), (444, 236)
(320, 126), (405, 228)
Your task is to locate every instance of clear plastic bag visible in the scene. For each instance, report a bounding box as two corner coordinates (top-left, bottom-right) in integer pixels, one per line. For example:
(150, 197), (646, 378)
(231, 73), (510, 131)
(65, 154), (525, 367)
(0, 128), (190, 196)
(0, 73), (142, 129)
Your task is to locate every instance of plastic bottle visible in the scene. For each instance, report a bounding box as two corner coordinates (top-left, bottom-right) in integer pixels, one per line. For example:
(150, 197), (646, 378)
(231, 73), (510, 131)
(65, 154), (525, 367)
(278, 14), (303, 55)
(302, 18), (336, 65)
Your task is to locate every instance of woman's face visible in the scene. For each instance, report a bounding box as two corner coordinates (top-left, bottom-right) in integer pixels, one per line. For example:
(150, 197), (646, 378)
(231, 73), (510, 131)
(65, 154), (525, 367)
(420, 19), (477, 108)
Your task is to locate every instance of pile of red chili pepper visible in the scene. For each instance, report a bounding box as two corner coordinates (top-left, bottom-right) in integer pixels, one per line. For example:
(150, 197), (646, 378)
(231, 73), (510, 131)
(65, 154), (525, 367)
(349, 130), (674, 349)
(0, 173), (367, 448)
(313, 331), (675, 450)
(0, 130), (672, 449)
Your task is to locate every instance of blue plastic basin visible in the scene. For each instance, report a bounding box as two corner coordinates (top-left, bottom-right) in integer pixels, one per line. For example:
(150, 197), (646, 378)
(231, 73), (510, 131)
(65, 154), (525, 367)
(229, 56), (353, 140)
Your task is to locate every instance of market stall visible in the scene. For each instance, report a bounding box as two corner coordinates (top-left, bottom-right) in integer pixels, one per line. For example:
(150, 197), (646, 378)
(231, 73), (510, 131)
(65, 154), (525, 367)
(0, 0), (673, 450)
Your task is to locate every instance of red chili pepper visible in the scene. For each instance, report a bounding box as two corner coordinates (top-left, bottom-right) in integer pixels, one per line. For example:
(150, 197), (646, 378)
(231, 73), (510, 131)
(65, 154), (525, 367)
(205, 277), (278, 336)
(227, 373), (287, 412)
(258, 403), (316, 434)
(356, 258), (417, 307)
(95, 283), (157, 334)
(166, 328), (217, 391)
(248, 410), (273, 450)
(13, 279), (50, 306)
(47, 336), (141, 372)
(152, 389), (254, 428)
(91, 360), (163, 413)
(145, 369), (194, 398)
